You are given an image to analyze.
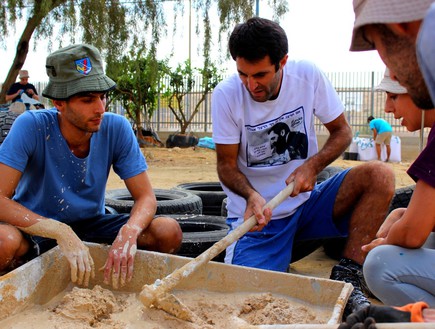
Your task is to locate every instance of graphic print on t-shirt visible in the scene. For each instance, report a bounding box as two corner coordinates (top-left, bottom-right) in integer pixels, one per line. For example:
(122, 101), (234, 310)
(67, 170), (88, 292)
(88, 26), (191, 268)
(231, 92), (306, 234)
(245, 107), (308, 167)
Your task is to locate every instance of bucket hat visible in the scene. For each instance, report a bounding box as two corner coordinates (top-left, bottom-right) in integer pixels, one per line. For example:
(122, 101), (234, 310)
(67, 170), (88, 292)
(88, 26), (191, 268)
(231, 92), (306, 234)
(350, 0), (435, 51)
(19, 70), (29, 79)
(42, 44), (116, 100)
(375, 68), (407, 94)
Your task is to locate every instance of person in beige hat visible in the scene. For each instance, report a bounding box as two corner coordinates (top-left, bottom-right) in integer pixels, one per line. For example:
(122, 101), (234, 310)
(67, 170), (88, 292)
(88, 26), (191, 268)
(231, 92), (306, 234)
(0, 44), (182, 289)
(340, 1), (435, 327)
(5, 69), (40, 103)
(339, 73), (435, 327)
(376, 68), (435, 132)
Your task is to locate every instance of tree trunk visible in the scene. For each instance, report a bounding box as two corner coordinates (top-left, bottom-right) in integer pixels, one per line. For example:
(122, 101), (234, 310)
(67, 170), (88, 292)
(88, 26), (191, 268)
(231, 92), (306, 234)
(0, 1), (66, 103)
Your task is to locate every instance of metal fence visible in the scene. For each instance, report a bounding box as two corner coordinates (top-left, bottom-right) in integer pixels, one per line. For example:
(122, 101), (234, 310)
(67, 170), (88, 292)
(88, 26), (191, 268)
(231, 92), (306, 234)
(3, 71), (399, 135)
(146, 71), (395, 135)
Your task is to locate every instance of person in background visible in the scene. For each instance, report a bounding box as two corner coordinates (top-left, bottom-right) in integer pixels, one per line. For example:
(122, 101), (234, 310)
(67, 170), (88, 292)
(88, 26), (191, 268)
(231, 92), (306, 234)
(6, 70), (39, 103)
(366, 115), (393, 161)
(340, 0), (435, 327)
(211, 17), (395, 318)
(363, 68), (435, 307)
(376, 68), (435, 132)
(0, 44), (182, 289)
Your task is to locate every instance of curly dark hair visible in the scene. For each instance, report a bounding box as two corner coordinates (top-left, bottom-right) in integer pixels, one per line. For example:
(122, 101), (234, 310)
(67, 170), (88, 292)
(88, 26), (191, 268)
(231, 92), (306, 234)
(229, 17), (288, 71)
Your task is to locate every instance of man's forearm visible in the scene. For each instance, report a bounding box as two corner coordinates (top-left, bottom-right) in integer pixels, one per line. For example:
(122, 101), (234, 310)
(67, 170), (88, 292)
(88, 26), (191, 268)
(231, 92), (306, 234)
(127, 197), (156, 234)
(218, 165), (256, 200)
(18, 218), (70, 240)
(5, 93), (18, 102)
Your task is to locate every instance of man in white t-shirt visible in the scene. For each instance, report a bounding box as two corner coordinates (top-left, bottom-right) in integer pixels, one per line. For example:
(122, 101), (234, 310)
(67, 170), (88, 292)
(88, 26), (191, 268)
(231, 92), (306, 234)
(211, 17), (395, 318)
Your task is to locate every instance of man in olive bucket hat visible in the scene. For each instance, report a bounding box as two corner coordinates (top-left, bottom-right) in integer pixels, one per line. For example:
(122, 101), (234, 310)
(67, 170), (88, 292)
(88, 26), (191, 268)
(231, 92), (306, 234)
(0, 44), (182, 288)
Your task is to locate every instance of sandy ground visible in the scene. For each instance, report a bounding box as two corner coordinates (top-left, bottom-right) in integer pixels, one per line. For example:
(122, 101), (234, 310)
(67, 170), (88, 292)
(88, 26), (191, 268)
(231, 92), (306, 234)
(106, 145), (416, 280)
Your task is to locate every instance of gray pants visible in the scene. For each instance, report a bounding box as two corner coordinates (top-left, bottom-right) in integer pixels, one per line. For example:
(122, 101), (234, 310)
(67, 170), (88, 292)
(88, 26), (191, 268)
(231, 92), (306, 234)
(363, 233), (435, 306)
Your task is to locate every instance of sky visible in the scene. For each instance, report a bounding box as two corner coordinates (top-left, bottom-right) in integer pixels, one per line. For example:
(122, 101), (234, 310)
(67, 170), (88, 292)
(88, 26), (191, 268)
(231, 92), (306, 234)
(0, 0), (386, 83)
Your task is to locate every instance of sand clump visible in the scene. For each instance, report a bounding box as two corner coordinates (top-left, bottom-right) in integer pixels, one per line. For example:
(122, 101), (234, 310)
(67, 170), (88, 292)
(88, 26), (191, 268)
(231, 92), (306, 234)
(53, 285), (125, 327)
(239, 293), (319, 325)
(0, 285), (329, 328)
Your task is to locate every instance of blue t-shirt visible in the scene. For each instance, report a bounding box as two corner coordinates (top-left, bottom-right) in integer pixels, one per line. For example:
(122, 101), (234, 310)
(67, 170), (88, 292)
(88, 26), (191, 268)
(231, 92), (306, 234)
(369, 118), (392, 134)
(0, 109), (147, 224)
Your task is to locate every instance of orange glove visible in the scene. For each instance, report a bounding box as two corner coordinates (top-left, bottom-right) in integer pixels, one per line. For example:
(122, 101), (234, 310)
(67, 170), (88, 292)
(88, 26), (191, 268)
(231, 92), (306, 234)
(395, 302), (428, 322)
(338, 302), (429, 329)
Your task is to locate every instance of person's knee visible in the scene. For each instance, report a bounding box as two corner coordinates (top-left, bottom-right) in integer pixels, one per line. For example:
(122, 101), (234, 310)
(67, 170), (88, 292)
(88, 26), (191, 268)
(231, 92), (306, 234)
(364, 245), (392, 289)
(364, 246), (387, 272)
(0, 224), (30, 270)
(141, 217), (182, 254)
(370, 162), (395, 192)
(352, 162), (395, 193)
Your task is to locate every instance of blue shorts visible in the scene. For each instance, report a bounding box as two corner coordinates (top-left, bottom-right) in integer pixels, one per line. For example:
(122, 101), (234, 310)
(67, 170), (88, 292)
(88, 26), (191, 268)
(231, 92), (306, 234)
(225, 169), (351, 272)
(27, 213), (131, 258)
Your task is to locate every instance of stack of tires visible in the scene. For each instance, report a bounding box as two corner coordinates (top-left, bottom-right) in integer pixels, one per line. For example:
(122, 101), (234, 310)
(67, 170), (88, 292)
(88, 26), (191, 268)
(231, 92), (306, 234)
(105, 166), (417, 264)
(105, 185), (229, 262)
(0, 111), (19, 145)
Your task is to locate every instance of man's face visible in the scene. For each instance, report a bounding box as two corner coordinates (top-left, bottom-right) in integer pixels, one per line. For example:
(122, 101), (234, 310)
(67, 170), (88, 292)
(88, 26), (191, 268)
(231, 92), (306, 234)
(384, 92), (427, 132)
(364, 25), (434, 109)
(19, 77), (28, 85)
(56, 92), (107, 133)
(236, 55), (287, 102)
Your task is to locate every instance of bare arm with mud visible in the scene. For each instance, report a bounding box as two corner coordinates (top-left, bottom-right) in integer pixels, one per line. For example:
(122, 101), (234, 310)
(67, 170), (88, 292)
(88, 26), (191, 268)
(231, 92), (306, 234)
(0, 163), (94, 286)
(101, 171), (157, 289)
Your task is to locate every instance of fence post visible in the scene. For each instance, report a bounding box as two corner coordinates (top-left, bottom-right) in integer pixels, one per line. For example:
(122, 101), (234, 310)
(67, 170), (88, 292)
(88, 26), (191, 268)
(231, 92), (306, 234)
(204, 92), (209, 132)
(370, 71), (375, 117)
(157, 78), (161, 131)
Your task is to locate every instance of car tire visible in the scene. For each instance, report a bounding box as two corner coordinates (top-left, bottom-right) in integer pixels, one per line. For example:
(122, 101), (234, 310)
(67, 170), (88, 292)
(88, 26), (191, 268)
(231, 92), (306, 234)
(105, 188), (203, 215)
(164, 214), (229, 262)
(316, 166), (344, 183)
(221, 197), (228, 217)
(174, 182), (227, 216)
(0, 111), (19, 145)
(165, 134), (199, 148)
(388, 185), (415, 212)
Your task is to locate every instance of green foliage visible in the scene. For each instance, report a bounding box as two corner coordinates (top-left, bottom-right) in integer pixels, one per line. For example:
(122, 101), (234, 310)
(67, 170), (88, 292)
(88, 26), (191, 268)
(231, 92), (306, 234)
(107, 47), (167, 131)
(0, 0), (288, 103)
(162, 59), (223, 134)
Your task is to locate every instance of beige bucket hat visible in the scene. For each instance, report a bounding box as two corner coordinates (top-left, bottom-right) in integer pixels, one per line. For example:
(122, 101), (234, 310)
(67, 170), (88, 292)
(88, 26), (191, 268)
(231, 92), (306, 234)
(351, 0), (435, 51)
(19, 70), (29, 79)
(375, 68), (407, 94)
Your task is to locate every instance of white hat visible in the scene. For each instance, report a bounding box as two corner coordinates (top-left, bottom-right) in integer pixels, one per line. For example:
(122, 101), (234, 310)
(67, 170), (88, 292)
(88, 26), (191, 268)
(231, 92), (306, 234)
(19, 70), (29, 79)
(351, 0), (435, 51)
(375, 68), (408, 94)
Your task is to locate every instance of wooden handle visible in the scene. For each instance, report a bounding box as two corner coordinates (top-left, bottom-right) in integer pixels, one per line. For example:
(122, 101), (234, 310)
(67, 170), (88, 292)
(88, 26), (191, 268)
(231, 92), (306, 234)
(141, 182), (295, 300)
